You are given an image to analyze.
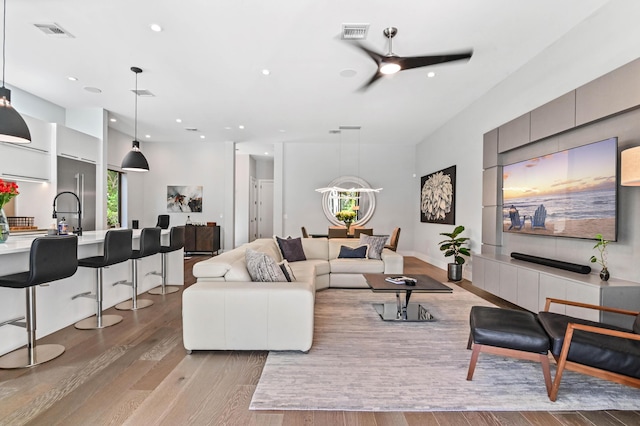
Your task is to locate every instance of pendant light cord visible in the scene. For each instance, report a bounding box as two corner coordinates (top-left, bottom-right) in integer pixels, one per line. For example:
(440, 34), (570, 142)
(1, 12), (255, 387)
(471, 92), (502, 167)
(134, 71), (138, 141)
(2, 0), (6, 88)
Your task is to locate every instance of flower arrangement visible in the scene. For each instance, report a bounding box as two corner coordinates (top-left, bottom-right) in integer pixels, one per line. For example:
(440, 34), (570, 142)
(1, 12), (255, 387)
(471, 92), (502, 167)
(0, 179), (19, 209)
(335, 210), (356, 223)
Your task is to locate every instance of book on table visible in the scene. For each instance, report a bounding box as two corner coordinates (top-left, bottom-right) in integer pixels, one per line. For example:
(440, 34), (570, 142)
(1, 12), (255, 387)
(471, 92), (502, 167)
(385, 276), (417, 285)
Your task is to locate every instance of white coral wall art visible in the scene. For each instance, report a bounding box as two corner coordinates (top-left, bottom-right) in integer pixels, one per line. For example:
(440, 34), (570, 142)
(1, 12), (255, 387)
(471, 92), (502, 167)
(421, 165), (456, 224)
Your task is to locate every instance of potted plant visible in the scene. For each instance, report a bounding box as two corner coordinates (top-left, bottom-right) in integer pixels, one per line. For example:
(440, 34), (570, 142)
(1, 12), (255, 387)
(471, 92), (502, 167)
(438, 225), (471, 281)
(589, 233), (610, 281)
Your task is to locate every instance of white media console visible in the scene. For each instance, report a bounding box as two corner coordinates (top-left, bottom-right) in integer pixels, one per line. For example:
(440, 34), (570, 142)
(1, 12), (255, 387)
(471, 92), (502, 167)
(472, 252), (640, 329)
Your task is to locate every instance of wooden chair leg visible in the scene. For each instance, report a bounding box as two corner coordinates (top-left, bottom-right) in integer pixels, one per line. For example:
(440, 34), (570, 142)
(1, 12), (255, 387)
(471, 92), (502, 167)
(467, 333), (473, 350)
(539, 353), (552, 397)
(466, 343), (481, 380)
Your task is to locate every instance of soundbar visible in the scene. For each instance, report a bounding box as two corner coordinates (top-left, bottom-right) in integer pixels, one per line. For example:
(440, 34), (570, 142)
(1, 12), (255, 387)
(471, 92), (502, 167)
(510, 252), (592, 274)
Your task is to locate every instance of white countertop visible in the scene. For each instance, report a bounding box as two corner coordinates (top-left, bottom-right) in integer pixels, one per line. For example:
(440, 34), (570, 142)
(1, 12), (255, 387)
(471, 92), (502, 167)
(0, 229), (163, 255)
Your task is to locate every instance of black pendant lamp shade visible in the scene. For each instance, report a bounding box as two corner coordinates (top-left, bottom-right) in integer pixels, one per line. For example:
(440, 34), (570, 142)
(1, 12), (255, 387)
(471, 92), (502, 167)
(121, 66), (149, 172)
(0, 0), (31, 144)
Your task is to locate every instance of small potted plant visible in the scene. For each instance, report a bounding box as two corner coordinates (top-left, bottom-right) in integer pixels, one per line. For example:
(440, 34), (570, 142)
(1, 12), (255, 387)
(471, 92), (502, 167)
(438, 225), (471, 281)
(590, 233), (610, 281)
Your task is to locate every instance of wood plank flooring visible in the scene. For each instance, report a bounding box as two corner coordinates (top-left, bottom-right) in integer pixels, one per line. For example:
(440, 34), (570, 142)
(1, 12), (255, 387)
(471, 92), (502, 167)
(0, 255), (638, 425)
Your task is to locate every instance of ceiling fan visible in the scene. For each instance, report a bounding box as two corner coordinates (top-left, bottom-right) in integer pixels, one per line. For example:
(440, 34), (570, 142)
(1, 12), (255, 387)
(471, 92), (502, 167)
(351, 27), (473, 90)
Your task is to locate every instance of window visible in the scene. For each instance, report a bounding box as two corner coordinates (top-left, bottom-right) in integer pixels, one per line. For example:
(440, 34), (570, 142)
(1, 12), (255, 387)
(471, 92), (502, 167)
(107, 169), (122, 227)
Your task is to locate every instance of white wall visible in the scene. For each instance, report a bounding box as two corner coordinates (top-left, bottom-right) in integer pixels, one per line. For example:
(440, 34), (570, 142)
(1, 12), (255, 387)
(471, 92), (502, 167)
(414, 1), (640, 281)
(281, 142), (415, 250)
(235, 153), (251, 245)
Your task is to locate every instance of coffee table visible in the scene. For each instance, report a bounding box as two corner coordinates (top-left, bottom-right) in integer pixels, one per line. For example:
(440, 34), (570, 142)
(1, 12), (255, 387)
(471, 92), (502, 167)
(364, 273), (453, 322)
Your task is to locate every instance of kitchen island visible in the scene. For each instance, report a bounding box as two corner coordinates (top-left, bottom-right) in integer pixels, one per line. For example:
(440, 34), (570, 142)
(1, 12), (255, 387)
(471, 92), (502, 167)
(0, 229), (184, 356)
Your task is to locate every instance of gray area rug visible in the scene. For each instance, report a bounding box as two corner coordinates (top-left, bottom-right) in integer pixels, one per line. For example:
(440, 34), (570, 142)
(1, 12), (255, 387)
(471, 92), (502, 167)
(250, 286), (640, 411)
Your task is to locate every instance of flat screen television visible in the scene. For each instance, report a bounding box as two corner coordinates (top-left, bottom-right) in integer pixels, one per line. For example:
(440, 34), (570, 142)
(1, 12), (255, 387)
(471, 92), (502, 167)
(502, 137), (618, 241)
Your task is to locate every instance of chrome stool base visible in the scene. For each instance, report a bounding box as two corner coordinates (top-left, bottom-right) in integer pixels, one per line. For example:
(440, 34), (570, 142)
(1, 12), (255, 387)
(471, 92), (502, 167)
(115, 299), (154, 311)
(148, 285), (180, 295)
(74, 314), (123, 330)
(0, 344), (65, 369)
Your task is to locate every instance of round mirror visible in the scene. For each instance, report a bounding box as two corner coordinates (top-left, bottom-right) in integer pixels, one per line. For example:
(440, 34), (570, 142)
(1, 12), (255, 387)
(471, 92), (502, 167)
(321, 176), (376, 226)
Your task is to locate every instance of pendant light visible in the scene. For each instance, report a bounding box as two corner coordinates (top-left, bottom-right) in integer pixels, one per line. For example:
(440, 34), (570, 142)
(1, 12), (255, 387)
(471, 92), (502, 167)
(121, 66), (149, 172)
(0, 0), (31, 144)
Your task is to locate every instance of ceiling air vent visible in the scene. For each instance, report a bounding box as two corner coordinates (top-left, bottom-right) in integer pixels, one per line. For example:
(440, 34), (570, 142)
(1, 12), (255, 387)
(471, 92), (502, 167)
(131, 89), (155, 97)
(341, 23), (369, 40)
(185, 128), (198, 132)
(33, 23), (74, 38)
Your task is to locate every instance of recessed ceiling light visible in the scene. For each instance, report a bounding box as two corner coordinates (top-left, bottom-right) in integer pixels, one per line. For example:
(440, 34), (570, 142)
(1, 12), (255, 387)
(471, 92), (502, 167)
(339, 69), (357, 78)
(145, 134), (151, 138)
(279, 129), (286, 133)
(200, 135), (205, 139)
(83, 86), (102, 94)
(176, 118), (182, 123)
(264, 151), (269, 155)
(150, 23), (163, 32)
(262, 69), (270, 76)
(67, 76), (78, 81)
(109, 118), (117, 122)
(427, 71), (436, 78)
(238, 125), (245, 129)
(224, 126), (232, 130)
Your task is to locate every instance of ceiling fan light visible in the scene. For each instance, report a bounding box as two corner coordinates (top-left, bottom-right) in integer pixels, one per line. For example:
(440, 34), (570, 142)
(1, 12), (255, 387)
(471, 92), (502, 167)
(121, 140), (149, 172)
(379, 62), (401, 75)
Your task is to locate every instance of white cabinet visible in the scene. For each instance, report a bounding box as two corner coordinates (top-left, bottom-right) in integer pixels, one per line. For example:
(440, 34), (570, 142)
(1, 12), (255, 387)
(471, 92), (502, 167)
(499, 263), (518, 304)
(55, 124), (99, 164)
(0, 115), (52, 182)
(517, 268), (539, 313)
(473, 253), (640, 326)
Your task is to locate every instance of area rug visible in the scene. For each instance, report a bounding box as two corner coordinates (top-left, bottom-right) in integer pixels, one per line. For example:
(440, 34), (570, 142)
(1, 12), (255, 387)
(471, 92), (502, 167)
(250, 286), (640, 411)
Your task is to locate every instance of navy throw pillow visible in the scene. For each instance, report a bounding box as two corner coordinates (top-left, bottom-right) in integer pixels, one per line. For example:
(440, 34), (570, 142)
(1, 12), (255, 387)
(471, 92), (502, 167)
(338, 244), (369, 259)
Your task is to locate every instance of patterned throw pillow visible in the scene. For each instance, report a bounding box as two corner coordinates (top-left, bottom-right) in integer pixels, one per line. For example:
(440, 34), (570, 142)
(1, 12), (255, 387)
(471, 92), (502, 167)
(337, 244), (369, 259)
(359, 235), (387, 260)
(274, 236), (307, 262)
(278, 260), (296, 282)
(245, 248), (288, 282)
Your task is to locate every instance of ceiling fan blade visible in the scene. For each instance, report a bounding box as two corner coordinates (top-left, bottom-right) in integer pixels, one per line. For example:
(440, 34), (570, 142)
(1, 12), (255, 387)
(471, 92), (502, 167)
(398, 51), (473, 71)
(351, 41), (385, 66)
(358, 71), (384, 91)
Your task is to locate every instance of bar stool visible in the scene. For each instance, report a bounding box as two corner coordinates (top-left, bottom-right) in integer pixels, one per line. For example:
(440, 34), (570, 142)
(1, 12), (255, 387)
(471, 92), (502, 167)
(0, 235), (78, 369)
(148, 226), (185, 295)
(72, 229), (132, 329)
(114, 227), (160, 310)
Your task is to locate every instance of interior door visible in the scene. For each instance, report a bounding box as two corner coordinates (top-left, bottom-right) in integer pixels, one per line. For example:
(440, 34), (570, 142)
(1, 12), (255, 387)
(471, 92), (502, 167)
(249, 176), (257, 242)
(257, 179), (273, 239)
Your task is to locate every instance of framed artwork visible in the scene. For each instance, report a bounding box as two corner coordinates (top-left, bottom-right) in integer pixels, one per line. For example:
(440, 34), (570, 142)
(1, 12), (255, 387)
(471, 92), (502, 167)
(420, 165), (456, 224)
(167, 185), (203, 212)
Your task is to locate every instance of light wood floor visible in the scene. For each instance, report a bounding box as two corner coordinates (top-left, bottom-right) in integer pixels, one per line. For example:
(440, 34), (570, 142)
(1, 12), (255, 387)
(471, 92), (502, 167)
(0, 256), (638, 425)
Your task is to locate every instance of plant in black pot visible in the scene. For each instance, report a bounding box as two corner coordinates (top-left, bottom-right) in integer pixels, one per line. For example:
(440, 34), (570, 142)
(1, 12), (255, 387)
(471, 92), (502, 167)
(438, 225), (471, 282)
(589, 233), (610, 281)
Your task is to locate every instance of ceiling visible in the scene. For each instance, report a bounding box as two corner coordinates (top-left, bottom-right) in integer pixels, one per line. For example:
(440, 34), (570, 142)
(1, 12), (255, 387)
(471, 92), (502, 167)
(5, 0), (611, 156)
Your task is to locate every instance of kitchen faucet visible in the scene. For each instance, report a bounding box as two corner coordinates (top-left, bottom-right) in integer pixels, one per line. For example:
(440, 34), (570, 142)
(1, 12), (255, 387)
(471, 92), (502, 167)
(52, 191), (82, 236)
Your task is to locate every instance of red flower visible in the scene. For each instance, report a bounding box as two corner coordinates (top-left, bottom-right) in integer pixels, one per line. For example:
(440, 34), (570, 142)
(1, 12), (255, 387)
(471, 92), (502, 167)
(0, 179), (19, 209)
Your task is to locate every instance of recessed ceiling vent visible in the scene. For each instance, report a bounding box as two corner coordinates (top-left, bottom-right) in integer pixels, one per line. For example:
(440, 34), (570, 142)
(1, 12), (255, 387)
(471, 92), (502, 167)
(341, 23), (369, 40)
(33, 23), (74, 38)
(131, 89), (155, 97)
(185, 127), (198, 132)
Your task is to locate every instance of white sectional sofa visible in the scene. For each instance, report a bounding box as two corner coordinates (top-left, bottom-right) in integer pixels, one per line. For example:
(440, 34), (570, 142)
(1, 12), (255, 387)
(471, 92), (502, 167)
(182, 237), (403, 352)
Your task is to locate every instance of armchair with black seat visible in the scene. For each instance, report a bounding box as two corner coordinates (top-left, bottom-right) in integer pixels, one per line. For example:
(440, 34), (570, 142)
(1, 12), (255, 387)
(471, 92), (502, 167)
(156, 214), (170, 229)
(538, 298), (640, 401)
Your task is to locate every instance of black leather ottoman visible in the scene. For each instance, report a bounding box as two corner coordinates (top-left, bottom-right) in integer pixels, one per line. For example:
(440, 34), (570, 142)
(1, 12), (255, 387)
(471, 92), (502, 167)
(467, 306), (552, 396)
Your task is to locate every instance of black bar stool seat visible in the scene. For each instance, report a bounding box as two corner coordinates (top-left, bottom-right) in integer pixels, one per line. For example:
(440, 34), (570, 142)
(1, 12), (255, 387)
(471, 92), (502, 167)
(0, 235), (78, 369)
(73, 229), (132, 329)
(115, 227), (160, 310)
(148, 226), (185, 295)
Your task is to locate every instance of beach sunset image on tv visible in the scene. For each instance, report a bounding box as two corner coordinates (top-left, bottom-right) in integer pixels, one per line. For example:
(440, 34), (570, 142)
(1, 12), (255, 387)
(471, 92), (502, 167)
(502, 137), (617, 241)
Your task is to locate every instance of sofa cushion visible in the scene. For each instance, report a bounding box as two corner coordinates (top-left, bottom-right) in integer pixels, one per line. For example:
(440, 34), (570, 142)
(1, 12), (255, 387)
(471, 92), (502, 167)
(246, 249), (288, 282)
(301, 237), (329, 259)
(275, 236), (307, 262)
(224, 258), (252, 281)
(330, 258), (384, 274)
(338, 244), (368, 259)
(359, 235), (387, 259)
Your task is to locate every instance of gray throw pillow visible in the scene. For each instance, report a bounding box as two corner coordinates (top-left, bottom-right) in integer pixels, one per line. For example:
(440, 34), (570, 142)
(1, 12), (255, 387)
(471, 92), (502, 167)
(245, 248), (288, 282)
(359, 235), (387, 259)
(274, 236), (307, 262)
(338, 244), (369, 259)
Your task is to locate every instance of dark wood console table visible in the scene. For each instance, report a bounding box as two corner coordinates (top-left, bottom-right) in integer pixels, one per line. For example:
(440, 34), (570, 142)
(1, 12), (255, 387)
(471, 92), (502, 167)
(184, 225), (220, 255)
